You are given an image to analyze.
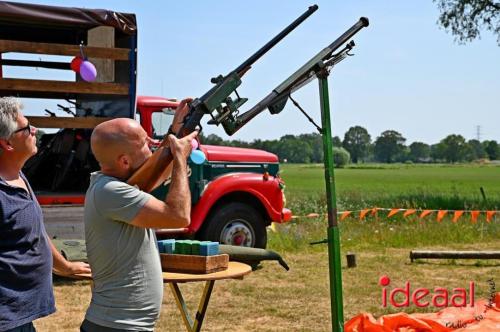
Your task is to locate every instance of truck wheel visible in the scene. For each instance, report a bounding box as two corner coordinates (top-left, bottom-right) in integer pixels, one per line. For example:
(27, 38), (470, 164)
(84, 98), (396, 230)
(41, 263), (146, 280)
(200, 203), (267, 248)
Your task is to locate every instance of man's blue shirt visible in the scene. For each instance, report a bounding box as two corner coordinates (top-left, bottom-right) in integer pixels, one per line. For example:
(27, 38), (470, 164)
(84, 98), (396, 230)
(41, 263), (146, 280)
(0, 172), (55, 331)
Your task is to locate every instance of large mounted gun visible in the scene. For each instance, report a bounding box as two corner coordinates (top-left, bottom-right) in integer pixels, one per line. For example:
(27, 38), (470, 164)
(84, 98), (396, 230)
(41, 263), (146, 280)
(213, 17), (369, 135)
(128, 5), (318, 192)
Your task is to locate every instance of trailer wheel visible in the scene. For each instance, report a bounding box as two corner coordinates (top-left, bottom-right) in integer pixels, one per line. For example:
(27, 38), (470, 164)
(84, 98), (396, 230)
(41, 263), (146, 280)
(199, 202), (267, 248)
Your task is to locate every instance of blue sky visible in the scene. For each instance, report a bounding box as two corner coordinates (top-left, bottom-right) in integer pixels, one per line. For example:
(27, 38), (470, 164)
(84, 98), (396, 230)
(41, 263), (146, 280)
(9, 1), (500, 144)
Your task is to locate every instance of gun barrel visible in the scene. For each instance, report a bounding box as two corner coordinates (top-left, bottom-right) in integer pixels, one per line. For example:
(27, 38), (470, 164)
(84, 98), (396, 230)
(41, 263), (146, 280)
(226, 17), (369, 135)
(273, 17), (369, 95)
(233, 5), (318, 77)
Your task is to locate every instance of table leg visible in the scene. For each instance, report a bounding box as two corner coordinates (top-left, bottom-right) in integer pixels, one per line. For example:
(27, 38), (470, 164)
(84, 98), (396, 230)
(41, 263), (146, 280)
(169, 280), (215, 332)
(170, 283), (194, 330)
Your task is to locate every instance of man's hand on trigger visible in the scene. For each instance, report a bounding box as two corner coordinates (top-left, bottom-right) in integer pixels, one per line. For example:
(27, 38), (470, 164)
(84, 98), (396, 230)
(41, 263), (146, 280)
(168, 130), (198, 161)
(171, 97), (193, 134)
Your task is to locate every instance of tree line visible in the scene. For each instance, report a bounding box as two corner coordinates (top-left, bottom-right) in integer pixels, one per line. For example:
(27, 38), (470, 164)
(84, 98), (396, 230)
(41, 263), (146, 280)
(200, 126), (500, 166)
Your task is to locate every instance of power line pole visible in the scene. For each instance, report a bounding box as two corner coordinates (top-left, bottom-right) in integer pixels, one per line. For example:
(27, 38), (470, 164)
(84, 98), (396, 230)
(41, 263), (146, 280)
(476, 125), (481, 141)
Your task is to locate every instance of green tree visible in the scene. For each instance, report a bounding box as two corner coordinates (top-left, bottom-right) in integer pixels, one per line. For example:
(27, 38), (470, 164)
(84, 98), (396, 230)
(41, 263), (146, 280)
(342, 126), (371, 163)
(228, 139), (250, 148)
(251, 139), (280, 156)
(483, 140), (500, 160)
(333, 147), (350, 168)
(262, 140), (280, 156)
(439, 134), (468, 162)
(278, 136), (312, 163)
(299, 133), (324, 162)
(374, 130), (406, 163)
(467, 139), (487, 160)
(332, 136), (342, 148)
(430, 143), (445, 162)
(434, 0), (500, 45)
(409, 142), (431, 162)
(398, 146), (411, 162)
(201, 133), (225, 145)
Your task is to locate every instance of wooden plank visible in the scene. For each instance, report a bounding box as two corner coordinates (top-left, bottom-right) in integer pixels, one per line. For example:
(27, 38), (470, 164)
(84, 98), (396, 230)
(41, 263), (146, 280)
(410, 250), (500, 262)
(0, 78), (128, 95)
(26, 116), (114, 129)
(88, 26), (115, 82)
(0, 39), (130, 60)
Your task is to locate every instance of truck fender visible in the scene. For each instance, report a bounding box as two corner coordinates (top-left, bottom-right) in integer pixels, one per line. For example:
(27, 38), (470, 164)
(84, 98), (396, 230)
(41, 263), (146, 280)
(189, 172), (284, 233)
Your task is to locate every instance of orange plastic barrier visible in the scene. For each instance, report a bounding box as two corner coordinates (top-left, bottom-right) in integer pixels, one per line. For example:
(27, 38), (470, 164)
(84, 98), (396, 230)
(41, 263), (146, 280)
(345, 294), (500, 331)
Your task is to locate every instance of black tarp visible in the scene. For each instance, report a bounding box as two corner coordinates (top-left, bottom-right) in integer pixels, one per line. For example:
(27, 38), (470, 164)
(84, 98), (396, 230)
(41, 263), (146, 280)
(0, 1), (136, 35)
(0, 1), (137, 119)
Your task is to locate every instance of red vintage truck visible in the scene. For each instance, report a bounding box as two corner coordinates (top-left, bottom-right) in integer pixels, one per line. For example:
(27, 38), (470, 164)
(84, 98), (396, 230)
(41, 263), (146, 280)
(29, 96), (291, 248)
(0, 2), (291, 248)
(136, 96), (291, 248)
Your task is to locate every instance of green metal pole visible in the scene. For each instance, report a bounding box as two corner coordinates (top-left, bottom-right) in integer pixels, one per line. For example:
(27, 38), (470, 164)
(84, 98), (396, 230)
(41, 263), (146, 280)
(318, 71), (344, 332)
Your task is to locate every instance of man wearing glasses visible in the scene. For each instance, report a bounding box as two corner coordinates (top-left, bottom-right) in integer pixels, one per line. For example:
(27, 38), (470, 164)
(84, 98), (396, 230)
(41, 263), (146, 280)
(0, 97), (91, 332)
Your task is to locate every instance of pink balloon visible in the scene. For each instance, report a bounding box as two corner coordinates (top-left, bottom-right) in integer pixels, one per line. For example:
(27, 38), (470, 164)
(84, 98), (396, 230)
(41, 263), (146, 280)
(190, 139), (199, 150)
(79, 60), (97, 82)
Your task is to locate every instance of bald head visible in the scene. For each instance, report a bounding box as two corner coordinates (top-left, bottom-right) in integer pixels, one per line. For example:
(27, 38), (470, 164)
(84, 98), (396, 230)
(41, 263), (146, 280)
(91, 118), (147, 169)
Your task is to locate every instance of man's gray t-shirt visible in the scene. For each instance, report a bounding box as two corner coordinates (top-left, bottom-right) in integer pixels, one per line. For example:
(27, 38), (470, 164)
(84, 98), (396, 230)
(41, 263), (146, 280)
(84, 172), (163, 331)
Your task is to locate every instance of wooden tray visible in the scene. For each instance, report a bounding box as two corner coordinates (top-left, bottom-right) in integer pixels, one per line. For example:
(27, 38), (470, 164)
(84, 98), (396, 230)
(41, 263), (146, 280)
(160, 253), (229, 274)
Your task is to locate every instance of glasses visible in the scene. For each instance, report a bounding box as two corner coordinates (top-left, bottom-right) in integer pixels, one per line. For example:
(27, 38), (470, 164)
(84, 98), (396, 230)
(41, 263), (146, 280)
(12, 122), (34, 137)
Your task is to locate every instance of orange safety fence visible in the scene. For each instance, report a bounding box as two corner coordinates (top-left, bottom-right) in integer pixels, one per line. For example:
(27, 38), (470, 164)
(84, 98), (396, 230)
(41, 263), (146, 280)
(291, 208), (498, 223)
(345, 294), (500, 331)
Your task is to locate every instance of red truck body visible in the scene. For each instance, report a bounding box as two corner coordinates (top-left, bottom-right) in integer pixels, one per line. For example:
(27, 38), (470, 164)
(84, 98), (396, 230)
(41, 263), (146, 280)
(35, 96), (291, 248)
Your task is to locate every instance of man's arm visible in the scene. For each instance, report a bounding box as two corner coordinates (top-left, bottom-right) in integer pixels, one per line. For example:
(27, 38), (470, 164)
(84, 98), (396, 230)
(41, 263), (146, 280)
(130, 130), (197, 229)
(48, 237), (91, 276)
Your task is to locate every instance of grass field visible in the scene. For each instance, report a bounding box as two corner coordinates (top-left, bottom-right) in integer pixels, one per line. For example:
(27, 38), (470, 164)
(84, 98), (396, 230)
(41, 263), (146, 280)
(282, 163), (500, 211)
(36, 164), (500, 331)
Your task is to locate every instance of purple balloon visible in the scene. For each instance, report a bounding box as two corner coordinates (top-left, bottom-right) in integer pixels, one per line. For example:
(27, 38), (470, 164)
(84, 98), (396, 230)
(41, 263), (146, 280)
(79, 60), (97, 82)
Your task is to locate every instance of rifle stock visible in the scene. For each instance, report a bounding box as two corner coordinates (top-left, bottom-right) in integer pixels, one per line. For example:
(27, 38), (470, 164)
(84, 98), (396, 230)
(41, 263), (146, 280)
(127, 145), (174, 192)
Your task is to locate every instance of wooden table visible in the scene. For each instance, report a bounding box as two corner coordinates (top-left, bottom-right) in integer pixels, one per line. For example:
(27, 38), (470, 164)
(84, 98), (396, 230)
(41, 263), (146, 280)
(163, 261), (252, 332)
(71, 261), (251, 331)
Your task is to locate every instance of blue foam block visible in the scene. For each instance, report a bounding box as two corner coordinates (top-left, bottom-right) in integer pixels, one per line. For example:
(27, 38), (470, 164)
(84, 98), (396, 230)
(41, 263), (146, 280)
(163, 239), (175, 254)
(199, 241), (219, 256)
(158, 239), (175, 254)
(157, 241), (165, 253)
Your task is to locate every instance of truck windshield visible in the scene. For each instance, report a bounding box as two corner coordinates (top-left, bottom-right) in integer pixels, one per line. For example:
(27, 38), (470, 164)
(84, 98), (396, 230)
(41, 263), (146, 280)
(151, 108), (175, 139)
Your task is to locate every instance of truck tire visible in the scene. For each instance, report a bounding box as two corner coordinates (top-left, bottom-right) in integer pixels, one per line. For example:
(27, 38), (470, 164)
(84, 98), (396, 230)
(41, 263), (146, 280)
(199, 202), (267, 249)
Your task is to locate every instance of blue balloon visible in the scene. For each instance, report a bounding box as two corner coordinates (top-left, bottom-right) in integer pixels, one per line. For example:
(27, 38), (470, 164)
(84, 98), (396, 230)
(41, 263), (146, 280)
(190, 150), (206, 164)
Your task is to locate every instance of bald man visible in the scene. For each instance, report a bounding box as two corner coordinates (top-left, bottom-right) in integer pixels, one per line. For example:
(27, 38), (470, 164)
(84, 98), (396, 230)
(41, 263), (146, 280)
(81, 99), (197, 332)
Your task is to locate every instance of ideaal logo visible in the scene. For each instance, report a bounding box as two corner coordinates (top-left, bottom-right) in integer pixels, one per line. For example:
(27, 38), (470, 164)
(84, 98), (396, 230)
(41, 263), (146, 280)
(445, 278), (496, 329)
(379, 275), (475, 308)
